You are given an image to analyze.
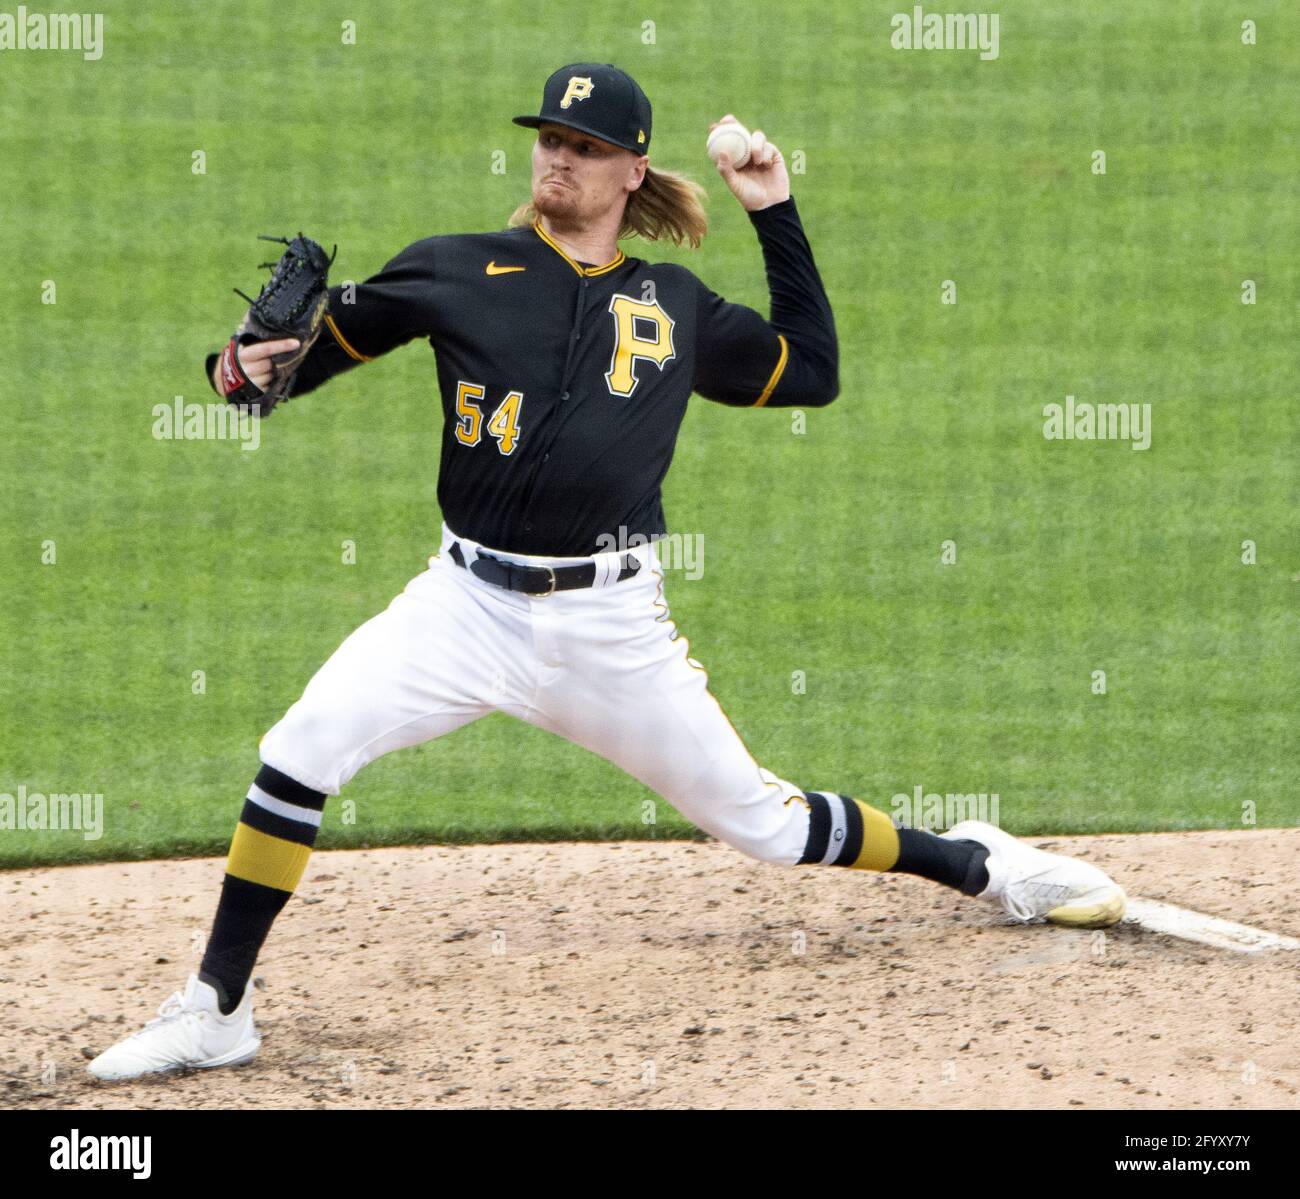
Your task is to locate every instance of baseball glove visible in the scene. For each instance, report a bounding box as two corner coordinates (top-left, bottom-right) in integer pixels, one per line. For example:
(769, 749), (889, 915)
(216, 233), (335, 416)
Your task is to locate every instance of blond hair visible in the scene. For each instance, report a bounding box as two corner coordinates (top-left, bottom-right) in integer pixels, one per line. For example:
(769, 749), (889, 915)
(509, 164), (709, 249)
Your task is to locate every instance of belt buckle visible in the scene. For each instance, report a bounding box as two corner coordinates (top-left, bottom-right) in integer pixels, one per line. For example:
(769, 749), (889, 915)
(524, 564), (557, 598)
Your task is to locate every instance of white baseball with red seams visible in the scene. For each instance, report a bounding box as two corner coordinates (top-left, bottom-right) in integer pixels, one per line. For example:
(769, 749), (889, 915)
(258, 523), (815, 864)
(707, 120), (752, 168)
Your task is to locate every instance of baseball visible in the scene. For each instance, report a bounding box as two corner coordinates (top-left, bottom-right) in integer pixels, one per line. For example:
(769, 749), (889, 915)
(707, 119), (751, 169)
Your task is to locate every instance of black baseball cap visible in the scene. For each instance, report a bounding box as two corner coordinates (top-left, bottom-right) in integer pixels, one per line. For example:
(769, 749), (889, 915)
(513, 62), (652, 155)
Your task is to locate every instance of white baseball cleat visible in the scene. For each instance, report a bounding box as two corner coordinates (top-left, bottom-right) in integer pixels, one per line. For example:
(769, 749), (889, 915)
(87, 974), (260, 1081)
(942, 820), (1126, 928)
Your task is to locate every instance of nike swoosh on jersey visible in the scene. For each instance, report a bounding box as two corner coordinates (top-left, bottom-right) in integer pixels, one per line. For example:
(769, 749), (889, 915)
(486, 262), (527, 275)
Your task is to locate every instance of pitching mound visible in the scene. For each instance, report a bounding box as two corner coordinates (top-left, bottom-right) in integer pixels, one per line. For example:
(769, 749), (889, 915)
(3, 830), (1297, 1109)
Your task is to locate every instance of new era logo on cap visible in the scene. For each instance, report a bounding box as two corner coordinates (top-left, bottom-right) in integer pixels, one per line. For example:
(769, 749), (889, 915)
(513, 62), (653, 155)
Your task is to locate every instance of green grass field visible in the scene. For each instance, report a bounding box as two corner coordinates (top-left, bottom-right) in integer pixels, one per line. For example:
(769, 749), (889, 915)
(1, 0), (1296, 866)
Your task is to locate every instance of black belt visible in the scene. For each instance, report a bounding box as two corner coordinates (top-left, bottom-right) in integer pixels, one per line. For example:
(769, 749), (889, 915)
(447, 540), (641, 597)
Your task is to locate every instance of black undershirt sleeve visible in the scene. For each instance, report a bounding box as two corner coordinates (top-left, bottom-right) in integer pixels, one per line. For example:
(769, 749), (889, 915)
(693, 195), (839, 409)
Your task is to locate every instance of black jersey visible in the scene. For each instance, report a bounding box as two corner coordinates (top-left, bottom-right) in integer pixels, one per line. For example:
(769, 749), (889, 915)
(210, 196), (838, 556)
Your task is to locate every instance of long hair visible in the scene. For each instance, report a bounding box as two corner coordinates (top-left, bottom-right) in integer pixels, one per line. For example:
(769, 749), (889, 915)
(509, 164), (709, 249)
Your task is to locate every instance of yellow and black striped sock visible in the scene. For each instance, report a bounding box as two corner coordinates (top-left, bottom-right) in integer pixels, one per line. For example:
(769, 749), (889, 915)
(198, 764), (324, 1013)
(796, 791), (988, 893)
(797, 791), (901, 870)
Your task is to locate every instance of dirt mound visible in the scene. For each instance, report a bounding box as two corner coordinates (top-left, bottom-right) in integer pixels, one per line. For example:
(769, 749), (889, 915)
(3, 830), (1296, 1109)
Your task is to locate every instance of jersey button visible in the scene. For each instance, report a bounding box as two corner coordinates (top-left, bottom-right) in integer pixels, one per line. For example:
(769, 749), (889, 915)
(561, 391), (569, 400)
(524, 522), (533, 532)
(543, 453), (550, 462)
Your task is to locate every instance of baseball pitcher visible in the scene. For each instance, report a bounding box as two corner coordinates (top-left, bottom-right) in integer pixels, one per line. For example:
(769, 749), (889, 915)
(89, 63), (1125, 1081)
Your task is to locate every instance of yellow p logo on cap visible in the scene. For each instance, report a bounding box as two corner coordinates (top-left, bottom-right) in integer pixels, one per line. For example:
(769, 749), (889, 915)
(560, 76), (595, 108)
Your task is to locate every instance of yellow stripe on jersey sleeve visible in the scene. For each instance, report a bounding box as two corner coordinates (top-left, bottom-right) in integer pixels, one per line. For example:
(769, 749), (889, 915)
(325, 313), (374, 363)
(751, 334), (789, 408)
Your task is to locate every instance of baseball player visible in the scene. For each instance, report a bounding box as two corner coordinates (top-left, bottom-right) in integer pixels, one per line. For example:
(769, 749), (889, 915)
(89, 63), (1125, 1081)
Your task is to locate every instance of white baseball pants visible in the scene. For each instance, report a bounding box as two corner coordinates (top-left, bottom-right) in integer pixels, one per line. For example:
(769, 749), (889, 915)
(258, 524), (814, 865)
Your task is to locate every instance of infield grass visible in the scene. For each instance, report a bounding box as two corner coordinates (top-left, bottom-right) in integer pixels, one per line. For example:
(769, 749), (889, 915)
(1, 0), (1296, 865)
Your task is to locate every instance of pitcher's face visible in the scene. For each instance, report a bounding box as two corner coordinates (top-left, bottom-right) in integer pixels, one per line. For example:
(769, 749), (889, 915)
(531, 122), (646, 226)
